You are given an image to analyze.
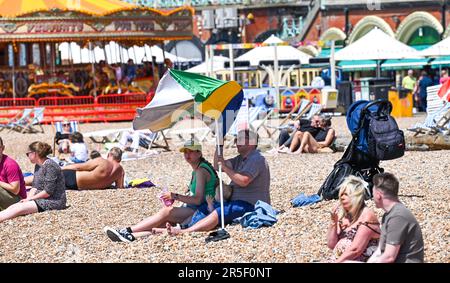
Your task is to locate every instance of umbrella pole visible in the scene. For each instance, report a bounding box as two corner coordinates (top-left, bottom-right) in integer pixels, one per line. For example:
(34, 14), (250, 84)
(205, 119), (230, 243)
(215, 119), (226, 231)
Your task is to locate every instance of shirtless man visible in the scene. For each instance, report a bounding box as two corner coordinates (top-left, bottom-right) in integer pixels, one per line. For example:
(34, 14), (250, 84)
(61, 147), (124, 190)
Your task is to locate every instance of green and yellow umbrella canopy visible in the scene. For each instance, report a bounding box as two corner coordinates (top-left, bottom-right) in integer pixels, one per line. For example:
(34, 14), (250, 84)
(133, 69), (244, 135)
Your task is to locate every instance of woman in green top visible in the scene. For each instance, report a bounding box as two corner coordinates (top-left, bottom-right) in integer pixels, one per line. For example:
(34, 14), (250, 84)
(103, 140), (218, 242)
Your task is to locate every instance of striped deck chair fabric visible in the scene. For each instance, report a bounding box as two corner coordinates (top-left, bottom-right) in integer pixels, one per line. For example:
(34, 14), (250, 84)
(1, 108), (33, 132)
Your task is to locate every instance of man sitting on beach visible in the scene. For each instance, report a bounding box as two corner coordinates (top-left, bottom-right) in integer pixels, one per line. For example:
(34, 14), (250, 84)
(166, 128), (271, 235)
(61, 147), (124, 190)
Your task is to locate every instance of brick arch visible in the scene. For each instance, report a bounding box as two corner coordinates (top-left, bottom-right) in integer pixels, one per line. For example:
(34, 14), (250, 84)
(320, 27), (346, 42)
(396, 12), (443, 43)
(348, 16), (395, 44)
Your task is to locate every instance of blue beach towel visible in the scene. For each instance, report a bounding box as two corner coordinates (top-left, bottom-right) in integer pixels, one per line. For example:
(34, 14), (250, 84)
(291, 193), (322, 207)
(233, 200), (279, 229)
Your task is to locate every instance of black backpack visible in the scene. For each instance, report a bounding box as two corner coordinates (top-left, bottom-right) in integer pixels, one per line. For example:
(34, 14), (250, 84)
(317, 162), (354, 200)
(367, 112), (405, 161)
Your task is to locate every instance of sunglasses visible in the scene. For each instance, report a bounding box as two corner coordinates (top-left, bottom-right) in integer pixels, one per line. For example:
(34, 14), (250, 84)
(25, 151), (34, 157)
(63, 124), (70, 127)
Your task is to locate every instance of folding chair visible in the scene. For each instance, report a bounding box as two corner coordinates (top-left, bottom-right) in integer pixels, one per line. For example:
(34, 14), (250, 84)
(1, 108), (33, 132)
(53, 120), (79, 154)
(225, 106), (266, 148)
(267, 99), (312, 137)
(408, 101), (450, 135)
(252, 108), (274, 138)
(139, 131), (170, 151)
(304, 103), (323, 120)
(9, 107), (45, 134)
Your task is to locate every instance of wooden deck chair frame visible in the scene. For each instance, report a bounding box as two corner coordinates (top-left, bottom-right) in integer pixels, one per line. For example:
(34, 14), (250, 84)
(268, 99), (312, 137)
(2, 108), (33, 132)
(8, 107), (45, 134)
(225, 106), (269, 148)
(140, 131), (170, 151)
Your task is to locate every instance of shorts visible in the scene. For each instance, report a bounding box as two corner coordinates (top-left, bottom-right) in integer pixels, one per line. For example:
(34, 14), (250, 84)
(62, 170), (78, 190)
(197, 200), (254, 226)
(34, 200), (45, 213)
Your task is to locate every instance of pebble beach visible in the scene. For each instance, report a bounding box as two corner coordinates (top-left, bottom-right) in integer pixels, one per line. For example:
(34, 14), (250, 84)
(0, 114), (449, 263)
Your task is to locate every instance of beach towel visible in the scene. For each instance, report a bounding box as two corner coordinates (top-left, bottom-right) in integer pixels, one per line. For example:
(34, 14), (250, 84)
(291, 193), (322, 207)
(126, 178), (155, 188)
(233, 200), (279, 229)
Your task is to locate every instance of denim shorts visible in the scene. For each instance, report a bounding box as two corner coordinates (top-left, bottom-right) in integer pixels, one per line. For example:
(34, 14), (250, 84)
(197, 200), (254, 226)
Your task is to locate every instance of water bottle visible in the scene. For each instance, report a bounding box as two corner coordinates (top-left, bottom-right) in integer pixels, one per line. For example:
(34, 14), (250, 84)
(159, 187), (174, 207)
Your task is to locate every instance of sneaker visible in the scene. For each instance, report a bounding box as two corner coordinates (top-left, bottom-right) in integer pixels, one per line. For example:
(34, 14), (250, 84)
(103, 226), (135, 243)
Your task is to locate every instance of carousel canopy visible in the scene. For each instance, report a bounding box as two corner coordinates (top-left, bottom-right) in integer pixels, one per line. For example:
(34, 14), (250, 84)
(0, 0), (134, 18)
(0, 0), (194, 43)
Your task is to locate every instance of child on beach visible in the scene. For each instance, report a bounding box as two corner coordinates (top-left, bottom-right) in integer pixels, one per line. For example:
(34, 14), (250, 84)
(68, 132), (88, 164)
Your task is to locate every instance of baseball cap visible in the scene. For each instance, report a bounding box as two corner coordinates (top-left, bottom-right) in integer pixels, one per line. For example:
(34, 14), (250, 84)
(179, 139), (202, 153)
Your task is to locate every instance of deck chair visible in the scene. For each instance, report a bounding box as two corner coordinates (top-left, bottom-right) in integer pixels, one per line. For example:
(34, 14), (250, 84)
(225, 106), (267, 148)
(53, 120), (79, 154)
(251, 108), (274, 138)
(304, 103), (323, 120)
(0, 108), (33, 132)
(138, 131), (170, 151)
(9, 107), (45, 134)
(408, 101), (450, 135)
(267, 99), (312, 136)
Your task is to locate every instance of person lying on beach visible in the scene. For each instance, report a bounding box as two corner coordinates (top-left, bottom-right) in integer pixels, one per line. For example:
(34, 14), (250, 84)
(60, 147), (124, 190)
(327, 176), (380, 262)
(165, 128), (271, 236)
(0, 137), (27, 210)
(271, 115), (321, 154)
(290, 115), (335, 154)
(103, 139), (218, 242)
(0, 142), (66, 223)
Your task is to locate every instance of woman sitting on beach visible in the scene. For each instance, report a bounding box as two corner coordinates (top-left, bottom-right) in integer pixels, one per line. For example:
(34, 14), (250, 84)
(0, 142), (66, 223)
(327, 176), (380, 262)
(103, 139), (217, 242)
(291, 115), (335, 154)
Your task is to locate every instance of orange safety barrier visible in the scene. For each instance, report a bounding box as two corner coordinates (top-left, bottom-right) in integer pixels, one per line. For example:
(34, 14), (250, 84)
(0, 91), (155, 124)
(0, 98), (36, 107)
(37, 96), (95, 106)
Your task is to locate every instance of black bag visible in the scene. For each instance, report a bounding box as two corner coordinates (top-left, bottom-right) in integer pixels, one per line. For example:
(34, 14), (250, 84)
(367, 113), (405, 160)
(318, 162), (355, 200)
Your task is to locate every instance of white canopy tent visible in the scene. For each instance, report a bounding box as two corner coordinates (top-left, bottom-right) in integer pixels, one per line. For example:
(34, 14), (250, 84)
(335, 28), (423, 61)
(59, 42), (189, 64)
(420, 36), (450, 57)
(234, 35), (311, 65)
(186, 56), (229, 74)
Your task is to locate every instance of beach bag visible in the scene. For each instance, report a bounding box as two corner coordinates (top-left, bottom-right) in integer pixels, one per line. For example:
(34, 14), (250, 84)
(367, 112), (405, 160)
(318, 162), (355, 200)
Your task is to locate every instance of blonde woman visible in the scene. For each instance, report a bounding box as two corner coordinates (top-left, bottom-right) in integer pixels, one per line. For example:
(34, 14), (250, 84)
(327, 176), (380, 262)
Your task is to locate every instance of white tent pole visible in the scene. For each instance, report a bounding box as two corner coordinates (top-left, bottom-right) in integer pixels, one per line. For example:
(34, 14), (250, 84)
(11, 45), (16, 104)
(89, 42), (97, 98)
(210, 45), (214, 78)
(205, 44), (210, 77)
(331, 40), (336, 89)
(273, 44), (280, 110)
(229, 44), (235, 81)
(215, 119), (226, 231)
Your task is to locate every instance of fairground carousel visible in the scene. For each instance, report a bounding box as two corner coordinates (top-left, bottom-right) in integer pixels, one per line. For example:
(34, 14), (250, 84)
(0, 0), (194, 100)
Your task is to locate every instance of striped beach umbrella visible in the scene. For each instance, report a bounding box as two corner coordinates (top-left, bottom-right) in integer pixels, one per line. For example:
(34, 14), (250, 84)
(133, 69), (244, 137)
(133, 69), (244, 241)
